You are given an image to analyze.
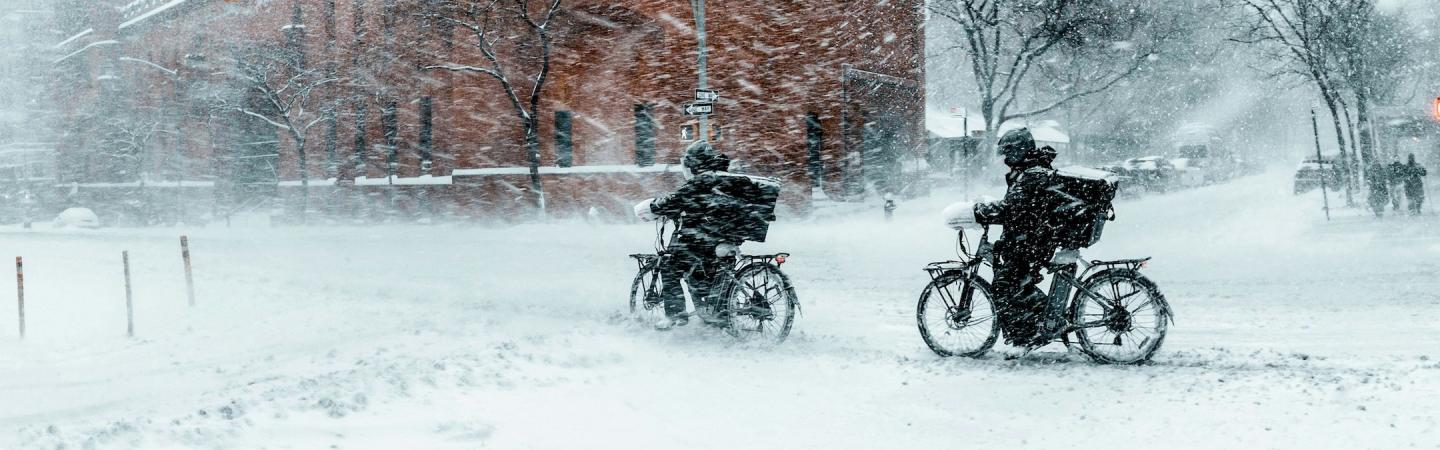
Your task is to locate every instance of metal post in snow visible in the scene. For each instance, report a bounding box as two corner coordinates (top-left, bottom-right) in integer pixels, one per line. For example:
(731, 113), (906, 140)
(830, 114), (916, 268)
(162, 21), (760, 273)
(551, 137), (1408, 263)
(691, 0), (709, 141)
(181, 236), (195, 307)
(1311, 107), (1332, 221)
(15, 257), (23, 339)
(123, 251), (134, 338)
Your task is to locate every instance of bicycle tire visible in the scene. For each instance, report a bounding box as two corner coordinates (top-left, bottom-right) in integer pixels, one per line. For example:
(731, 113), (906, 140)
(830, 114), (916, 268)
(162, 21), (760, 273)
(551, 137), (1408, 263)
(1068, 269), (1170, 364)
(916, 271), (999, 358)
(721, 262), (798, 345)
(628, 259), (668, 323)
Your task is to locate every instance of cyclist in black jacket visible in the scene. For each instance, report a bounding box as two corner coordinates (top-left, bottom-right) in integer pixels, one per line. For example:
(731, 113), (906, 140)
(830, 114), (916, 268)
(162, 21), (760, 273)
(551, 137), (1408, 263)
(974, 128), (1063, 348)
(635, 141), (751, 330)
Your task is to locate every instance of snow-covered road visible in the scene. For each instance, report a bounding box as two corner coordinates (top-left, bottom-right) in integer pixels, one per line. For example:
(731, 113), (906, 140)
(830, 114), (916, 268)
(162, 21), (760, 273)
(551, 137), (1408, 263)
(2, 171), (1438, 449)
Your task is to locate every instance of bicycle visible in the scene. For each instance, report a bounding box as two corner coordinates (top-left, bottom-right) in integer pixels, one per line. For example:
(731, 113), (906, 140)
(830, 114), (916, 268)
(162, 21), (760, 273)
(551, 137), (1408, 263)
(916, 225), (1173, 364)
(628, 220), (799, 344)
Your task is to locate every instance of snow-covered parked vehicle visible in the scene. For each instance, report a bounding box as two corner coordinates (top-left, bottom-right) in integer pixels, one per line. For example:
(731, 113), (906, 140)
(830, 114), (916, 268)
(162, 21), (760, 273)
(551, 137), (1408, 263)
(54, 207), (101, 228)
(1170, 158), (1208, 188)
(1293, 157), (1344, 194)
(1123, 156), (1178, 193)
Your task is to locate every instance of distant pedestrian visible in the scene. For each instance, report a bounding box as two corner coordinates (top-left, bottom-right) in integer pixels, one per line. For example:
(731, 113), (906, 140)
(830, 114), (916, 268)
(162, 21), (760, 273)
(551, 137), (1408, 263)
(1396, 154), (1427, 215)
(1387, 160), (1406, 212)
(1366, 163), (1390, 218)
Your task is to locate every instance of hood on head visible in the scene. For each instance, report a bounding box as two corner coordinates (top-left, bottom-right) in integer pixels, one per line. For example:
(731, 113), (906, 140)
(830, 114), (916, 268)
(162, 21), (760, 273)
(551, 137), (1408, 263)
(682, 140), (731, 173)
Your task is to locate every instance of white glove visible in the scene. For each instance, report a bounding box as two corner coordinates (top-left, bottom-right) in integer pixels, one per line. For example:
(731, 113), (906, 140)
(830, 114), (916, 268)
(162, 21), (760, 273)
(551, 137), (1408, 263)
(634, 198), (660, 222)
(715, 243), (739, 257)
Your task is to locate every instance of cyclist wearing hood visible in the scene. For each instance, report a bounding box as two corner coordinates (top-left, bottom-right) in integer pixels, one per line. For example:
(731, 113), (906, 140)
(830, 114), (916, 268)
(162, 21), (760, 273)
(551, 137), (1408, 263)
(973, 128), (1063, 348)
(635, 141), (748, 330)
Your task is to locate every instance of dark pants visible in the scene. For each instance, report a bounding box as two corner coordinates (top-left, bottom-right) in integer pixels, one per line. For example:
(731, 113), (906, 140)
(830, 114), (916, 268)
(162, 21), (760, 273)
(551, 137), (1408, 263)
(1407, 186), (1425, 214)
(991, 243), (1050, 347)
(659, 234), (724, 318)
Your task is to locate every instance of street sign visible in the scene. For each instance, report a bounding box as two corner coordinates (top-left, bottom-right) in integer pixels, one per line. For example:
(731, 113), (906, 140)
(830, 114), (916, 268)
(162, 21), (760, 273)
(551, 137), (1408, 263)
(683, 102), (714, 116)
(695, 89), (719, 102)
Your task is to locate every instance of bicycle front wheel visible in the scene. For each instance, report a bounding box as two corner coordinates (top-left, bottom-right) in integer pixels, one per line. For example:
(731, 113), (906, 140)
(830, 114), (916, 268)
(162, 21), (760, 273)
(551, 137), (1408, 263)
(722, 263), (798, 345)
(916, 272), (999, 358)
(1069, 269), (1170, 364)
(629, 259), (667, 324)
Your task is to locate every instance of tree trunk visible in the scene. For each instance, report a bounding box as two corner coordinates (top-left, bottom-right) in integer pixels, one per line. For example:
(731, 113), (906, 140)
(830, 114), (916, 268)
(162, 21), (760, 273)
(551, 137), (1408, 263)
(523, 118), (545, 215)
(1320, 94), (1355, 206)
(1353, 90), (1376, 165)
(297, 136), (309, 224)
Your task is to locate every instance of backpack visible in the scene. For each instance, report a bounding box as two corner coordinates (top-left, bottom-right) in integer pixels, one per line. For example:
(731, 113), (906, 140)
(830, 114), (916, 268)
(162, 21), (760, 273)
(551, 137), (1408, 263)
(1046, 166), (1118, 249)
(696, 173), (782, 243)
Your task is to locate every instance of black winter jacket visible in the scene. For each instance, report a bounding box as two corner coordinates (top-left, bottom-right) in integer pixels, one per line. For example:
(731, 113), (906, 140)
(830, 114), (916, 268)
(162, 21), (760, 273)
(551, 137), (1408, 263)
(974, 165), (1063, 260)
(651, 171), (768, 243)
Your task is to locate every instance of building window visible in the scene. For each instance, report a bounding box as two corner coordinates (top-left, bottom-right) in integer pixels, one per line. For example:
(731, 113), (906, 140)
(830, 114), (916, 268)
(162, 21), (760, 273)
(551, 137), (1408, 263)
(634, 104), (655, 166)
(381, 99), (398, 176)
(806, 112), (825, 189)
(554, 110), (573, 168)
(352, 101), (367, 176)
(419, 96), (433, 174)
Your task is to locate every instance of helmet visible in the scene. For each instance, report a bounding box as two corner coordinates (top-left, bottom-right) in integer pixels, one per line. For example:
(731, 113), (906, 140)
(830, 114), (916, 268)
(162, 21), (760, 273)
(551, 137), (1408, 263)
(996, 128), (1056, 168)
(682, 140), (730, 174)
(997, 128), (1036, 159)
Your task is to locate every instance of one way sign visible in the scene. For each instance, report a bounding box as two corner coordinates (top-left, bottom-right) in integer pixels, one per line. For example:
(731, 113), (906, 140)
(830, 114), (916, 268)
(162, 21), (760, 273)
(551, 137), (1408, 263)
(694, 89), (719, 102)
(683, 102), (714, 116)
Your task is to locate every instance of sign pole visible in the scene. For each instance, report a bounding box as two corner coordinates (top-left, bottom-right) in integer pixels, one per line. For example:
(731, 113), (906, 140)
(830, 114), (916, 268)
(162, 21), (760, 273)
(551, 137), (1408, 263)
(1311, 107), (1332, 221)
(123, 251), (134, 338)
(15, 257), (22, 339)
(691, 0), (709, 141)
(181, 236), (195, 307)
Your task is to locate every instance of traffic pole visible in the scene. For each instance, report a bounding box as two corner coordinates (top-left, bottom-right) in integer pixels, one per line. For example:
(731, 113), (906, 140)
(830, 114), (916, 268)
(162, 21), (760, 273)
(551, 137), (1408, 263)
(1311, 107), (1332, 221)
(123, 251), (134, 338)
(15, 256), (22, 339)
(691, 0), (710, 141)
(181, 236), (195, 307)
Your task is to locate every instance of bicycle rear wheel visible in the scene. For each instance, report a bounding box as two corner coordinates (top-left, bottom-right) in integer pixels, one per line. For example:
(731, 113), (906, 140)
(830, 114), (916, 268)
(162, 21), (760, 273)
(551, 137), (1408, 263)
(916, 272), (999, 357)
(1069, 269), (1170, 364)
(722, 262), (798, 345)
(629, 259), (667, 324)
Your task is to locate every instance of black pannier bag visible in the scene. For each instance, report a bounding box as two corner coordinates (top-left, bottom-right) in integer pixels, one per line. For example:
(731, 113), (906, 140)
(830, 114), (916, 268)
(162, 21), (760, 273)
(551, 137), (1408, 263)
(698, 173), (782, 243)
(1046, 166), (1118, 249)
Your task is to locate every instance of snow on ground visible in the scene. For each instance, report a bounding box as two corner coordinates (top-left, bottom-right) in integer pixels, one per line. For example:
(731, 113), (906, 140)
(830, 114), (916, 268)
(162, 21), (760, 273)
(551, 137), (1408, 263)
(1, 170), (1438, 449)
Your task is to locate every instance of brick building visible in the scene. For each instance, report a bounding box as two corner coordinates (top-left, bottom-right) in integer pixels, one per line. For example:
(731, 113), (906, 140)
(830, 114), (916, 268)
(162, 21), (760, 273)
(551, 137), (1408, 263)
(47, 0), (924, 222)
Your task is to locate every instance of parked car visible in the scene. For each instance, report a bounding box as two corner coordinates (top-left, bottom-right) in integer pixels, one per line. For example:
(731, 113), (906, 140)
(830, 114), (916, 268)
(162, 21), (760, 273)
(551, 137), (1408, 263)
(1123, 156), (1177, 193)
(1094, 164), (1142, 198)
(1293, 157), (1344, 194)
(1169, 158), (1208, 188)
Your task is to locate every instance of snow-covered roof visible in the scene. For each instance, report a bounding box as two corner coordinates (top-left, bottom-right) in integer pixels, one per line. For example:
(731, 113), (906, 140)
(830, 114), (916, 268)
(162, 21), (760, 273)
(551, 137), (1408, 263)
(926, 111), (982, 139)
(120, 0), (187, 30)
(452, 164), (680, 176)
(53, 28), (93, 49)
(926, 110), (1070, 144)
(53, 40), (118, 64)
(1000, 121), (1070, 144)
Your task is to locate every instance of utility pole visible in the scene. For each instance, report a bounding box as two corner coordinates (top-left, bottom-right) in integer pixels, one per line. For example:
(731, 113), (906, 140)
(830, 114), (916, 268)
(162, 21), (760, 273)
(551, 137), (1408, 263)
(1311, 107), (1331, 221)
(691, 0), (709, 141)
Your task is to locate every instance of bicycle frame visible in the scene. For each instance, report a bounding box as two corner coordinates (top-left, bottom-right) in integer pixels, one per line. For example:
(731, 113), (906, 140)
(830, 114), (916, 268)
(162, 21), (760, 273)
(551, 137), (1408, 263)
(923, 225), (1157, 337)
(629, 220), (791, 316)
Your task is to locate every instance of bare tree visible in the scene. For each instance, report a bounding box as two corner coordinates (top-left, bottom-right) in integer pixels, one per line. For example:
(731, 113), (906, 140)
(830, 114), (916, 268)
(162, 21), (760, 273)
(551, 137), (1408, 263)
(423, 0), (563, 213)
(230, 46), (340, 223)
(1234, 0), (1415, 205)
(931, 0), (1175, 149)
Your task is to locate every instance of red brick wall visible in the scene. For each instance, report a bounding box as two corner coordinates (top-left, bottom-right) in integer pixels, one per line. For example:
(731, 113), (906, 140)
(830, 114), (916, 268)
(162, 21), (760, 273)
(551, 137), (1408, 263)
(53, 0), (925, 220)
